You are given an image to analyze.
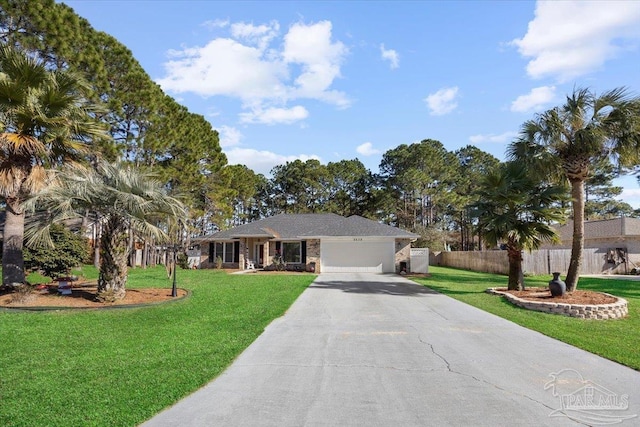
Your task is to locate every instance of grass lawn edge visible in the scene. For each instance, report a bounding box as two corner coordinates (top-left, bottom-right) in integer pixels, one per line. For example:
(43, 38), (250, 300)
(411, 266), (640, 372)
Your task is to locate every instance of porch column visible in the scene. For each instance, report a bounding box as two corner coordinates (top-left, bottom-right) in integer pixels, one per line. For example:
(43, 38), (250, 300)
(239, 239), (246, 270)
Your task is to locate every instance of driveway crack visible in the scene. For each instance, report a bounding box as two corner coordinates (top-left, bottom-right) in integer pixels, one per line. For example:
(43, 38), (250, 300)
(412, 331), (584, 423)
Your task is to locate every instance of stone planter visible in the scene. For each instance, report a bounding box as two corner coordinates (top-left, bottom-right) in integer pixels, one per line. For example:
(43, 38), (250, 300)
(486, 288), (628, 320)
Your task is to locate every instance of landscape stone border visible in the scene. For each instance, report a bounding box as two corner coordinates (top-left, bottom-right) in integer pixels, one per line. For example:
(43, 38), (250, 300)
(486, 287), (628, 320)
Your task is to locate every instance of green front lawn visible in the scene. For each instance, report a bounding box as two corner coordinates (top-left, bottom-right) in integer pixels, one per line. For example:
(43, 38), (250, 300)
(413, 266), (640, 371)
(3, 265), (637, 426)
(0, 267), (314, 427)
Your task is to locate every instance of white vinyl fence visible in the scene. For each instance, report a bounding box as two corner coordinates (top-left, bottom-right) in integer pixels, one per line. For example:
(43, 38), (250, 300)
(410, 248), (429, 273)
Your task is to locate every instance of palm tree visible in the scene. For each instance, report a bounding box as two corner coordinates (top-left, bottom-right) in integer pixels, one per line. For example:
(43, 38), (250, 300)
(508, 87), (640, 291)
(25, 161), (187, 302)
(0, 44), (105, 286)
(475, 163), (567, 290)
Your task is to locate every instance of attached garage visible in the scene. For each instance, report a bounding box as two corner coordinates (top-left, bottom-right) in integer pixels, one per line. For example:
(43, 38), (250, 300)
(320, 238), (396, 273)
(198, 213), (418, 272)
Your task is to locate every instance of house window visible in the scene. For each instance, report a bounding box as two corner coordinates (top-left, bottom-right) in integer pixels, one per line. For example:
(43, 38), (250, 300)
(224, 242), (234, 263)
(214, 242), (236, 263)
(282, 242), (301, 263)
(208, 243), (215, 262)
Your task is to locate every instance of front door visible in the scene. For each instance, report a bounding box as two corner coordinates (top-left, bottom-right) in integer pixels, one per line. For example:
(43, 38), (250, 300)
(254, 244), (264, 266)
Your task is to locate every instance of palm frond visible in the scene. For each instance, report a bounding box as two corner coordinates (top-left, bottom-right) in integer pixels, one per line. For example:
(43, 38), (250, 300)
(26, 160), (187, 248)
(0, 132), (46, 156)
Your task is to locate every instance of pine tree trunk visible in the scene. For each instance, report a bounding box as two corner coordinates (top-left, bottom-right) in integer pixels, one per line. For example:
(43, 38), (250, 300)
(150, 237), (157, 267)
(2, 198), (26, 286)
(93, 220), (101, 268)
(142, 240), (149, 269)
(96, 216), (129, 302)
(128, 228), (135, 268)
(565, 179), (585, 292)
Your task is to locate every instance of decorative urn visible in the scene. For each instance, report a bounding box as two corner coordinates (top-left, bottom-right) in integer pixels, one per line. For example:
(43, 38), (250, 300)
(549, 272), (566, 297)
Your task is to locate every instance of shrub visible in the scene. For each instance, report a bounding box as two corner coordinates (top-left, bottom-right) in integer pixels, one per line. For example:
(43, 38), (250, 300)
(24, 224), (90, 279)
(177, 252), (189, 269)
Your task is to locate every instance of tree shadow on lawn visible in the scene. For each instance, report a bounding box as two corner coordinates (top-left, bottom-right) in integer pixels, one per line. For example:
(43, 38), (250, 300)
(416, 283), (483, 296)
(577, 277), (640, 301)
(423, 271), (639, 301)
(310, 279), (439, 297)
(412, 270), (506, 295)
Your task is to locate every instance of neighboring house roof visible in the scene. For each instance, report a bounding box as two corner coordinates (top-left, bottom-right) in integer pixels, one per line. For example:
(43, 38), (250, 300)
(554, 217), (640, 242)
(198, 213), (419, 241)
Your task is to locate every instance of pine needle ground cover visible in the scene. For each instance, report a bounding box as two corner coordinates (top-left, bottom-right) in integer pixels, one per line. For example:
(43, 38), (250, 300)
(0, 267), (314, 427)
(413, 266), (640, 370)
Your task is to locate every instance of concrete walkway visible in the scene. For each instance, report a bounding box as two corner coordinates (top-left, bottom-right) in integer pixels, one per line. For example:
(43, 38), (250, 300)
(142, 273), (640, 426)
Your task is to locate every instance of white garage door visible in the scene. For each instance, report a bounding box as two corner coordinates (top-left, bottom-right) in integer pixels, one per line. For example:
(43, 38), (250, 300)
(321, 239), (395, 273)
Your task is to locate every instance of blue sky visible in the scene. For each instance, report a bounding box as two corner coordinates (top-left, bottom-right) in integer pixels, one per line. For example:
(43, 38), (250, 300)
(62, 1), (640, 207)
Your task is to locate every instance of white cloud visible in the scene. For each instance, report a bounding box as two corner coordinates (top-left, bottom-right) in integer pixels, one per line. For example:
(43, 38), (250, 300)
(230, 21), (279, 50)
(157, 19), (350, 125)
(216, 125), (243, 147)
(510, 86), (556, 113)
(239, 105), (309, 125)
(282, 21), (350, 108)
(225, 148), (321, 176)
(380, 44), (399, 69)
(159, 38), (288, 100)
(511, 1), (640, 81)
(202, 19), (229, 30)
(356, 142), (381, 156)
(469, 131), (518, 144)
(424, 87), (459, 116)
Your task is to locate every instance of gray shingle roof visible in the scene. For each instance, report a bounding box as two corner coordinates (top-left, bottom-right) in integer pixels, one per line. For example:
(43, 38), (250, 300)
(200, 213), (418, 240)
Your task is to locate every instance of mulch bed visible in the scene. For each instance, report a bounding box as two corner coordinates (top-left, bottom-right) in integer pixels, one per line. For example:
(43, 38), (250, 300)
(0, 283), (187, 308)
(498, 287), (618, 305)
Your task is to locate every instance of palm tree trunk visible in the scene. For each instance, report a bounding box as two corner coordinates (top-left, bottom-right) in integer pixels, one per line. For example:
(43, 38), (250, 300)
(507, 244), (524, 291)
(565, 179), (584, 292)
(2, 199), (26, 286)
(97, 216), (129, 302)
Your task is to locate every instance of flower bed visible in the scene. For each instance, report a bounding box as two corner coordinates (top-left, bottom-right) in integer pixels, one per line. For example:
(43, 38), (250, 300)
(486, 287), (628, 319)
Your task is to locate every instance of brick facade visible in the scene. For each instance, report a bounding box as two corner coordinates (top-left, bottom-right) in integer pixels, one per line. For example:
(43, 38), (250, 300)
(306, 239), (321, 273)
(394, 239), (412, 273)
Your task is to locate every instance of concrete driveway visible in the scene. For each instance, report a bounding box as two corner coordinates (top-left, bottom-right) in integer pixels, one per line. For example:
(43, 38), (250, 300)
(142, 273), (640, 426)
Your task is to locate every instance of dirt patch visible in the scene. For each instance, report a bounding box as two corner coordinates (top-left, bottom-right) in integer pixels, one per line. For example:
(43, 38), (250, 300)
(497, 287), (617, 305)
(0, 283), (187, 309)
